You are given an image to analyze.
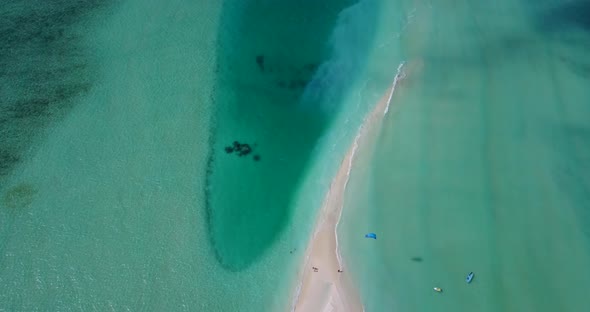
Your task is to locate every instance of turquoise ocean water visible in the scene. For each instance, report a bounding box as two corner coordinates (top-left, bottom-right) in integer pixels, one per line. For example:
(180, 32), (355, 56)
(0, 0), (382, 310)
(3, 0), (589, 311)
(340, 0), (590, 311)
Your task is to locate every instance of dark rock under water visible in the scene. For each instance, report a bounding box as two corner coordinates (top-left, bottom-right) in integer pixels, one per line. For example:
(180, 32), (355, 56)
(225, 141), (257, 158)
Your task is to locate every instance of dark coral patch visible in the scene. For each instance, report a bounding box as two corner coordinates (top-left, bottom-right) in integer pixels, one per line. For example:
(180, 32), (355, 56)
(238, 144), (252, 156)
(256, 54), (265, 71)
(225, 141), (256, 158)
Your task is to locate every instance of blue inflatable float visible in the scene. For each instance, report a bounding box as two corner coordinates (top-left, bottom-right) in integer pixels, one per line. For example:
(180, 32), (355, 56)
(365, 233), (377, 239)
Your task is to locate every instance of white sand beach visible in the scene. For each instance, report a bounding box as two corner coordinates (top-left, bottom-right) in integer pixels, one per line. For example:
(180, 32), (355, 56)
(290, 64), (406, 312)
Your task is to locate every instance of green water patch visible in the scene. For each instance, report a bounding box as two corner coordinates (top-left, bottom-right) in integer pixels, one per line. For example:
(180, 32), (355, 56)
(207, 0), (357, 271)
(1, 1), (229, 309)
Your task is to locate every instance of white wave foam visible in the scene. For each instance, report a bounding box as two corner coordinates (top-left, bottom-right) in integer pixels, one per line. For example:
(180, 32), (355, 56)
(384, 61), (406, 115)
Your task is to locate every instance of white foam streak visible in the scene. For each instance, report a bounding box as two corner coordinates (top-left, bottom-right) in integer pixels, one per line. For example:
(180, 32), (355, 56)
(384, 61), (406, 115)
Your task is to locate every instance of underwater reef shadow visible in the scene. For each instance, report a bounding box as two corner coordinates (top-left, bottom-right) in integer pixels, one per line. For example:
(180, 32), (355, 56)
(536, 0), (590, 33)
(533, 0), (590, 79)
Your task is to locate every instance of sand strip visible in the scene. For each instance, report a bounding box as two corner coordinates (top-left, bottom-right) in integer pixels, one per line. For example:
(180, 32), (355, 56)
(290, 63), (406, 312)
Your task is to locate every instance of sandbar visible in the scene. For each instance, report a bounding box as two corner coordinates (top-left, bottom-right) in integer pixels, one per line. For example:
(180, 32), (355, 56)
(290, 63), (406, 312)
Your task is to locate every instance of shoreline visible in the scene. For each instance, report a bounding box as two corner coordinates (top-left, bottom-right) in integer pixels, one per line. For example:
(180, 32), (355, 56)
(290, 63), (406, 312)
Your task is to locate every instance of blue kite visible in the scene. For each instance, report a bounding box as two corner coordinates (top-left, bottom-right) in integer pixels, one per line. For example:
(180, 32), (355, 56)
(365, 233), (377, 239)
(466, 272), (474, 283)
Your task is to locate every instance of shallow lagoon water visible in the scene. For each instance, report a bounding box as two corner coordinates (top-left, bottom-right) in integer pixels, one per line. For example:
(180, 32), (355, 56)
(340, 0), (590, 311)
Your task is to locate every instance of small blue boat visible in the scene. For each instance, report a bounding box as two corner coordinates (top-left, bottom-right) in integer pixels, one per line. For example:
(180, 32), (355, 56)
(466, 272), (474, 283)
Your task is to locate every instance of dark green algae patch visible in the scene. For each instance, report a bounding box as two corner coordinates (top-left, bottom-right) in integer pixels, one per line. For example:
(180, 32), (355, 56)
(0, 0), (112, 180)
(2, 183), (37, 210)
(206, 0), (357, 271)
